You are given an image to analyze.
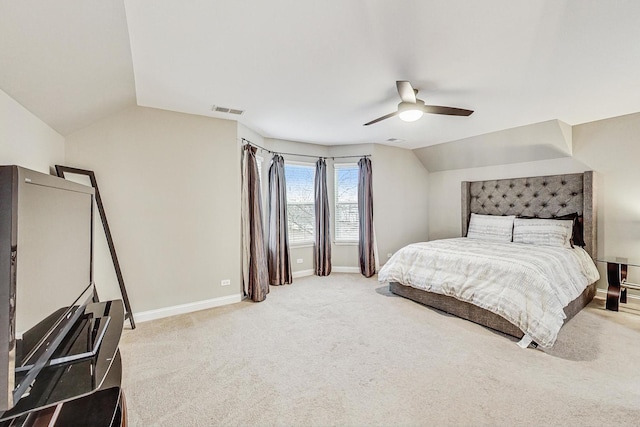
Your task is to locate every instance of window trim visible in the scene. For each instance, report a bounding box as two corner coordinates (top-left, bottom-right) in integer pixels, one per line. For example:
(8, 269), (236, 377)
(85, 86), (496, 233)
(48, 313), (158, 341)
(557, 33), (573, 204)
(284, 161), (316, 246)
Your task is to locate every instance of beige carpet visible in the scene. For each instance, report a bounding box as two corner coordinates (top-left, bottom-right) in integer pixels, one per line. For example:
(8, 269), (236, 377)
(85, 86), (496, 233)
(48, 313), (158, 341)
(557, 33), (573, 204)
(119, 274), (640, 426)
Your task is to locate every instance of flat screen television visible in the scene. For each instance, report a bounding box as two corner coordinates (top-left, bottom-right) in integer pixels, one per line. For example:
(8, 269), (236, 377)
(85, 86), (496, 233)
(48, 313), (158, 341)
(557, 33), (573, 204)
(0, 165), (95, 412)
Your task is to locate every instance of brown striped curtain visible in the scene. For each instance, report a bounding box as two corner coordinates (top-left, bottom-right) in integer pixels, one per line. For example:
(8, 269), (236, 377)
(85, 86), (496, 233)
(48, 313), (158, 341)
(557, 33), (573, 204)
(241, 145), (269, 302)
(314, 158), (331, 276)
(267, 154), (292, 285)
(358, 157), (376, 277)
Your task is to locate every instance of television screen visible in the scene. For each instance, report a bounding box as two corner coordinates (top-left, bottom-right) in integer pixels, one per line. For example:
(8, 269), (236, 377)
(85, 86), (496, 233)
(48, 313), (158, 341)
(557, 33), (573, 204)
(16, 181), (92, 337)
(0, 166), (95, 411)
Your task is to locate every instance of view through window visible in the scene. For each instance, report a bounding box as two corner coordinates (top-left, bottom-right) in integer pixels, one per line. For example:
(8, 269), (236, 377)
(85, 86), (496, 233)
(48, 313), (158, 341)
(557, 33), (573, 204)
(285, 163), (315, 244)
(335, 164), (359, 241)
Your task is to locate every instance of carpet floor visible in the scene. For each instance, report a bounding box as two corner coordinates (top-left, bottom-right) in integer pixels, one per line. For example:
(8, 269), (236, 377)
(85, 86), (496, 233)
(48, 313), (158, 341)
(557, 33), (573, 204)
(119, 274), (640, 426)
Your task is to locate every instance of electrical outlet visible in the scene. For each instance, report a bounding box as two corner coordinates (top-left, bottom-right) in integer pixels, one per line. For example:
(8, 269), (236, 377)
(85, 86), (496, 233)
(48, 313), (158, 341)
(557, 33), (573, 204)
(221, 279), (231, 286)
(296, 258), (303, 264)
(387, 253), (393, 258)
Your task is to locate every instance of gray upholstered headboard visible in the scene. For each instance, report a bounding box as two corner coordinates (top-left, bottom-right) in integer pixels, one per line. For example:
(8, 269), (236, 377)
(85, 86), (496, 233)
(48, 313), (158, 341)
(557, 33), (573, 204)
(461, 171), (596, 259)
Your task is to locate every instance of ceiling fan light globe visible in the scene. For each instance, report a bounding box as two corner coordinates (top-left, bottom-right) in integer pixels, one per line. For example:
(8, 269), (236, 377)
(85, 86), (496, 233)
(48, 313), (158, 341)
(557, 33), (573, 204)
(399, 109), (424, 122)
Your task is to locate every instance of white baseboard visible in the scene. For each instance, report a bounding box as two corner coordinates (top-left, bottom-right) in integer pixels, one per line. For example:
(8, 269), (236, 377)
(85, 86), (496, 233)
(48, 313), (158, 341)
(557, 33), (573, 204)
(332, 266), (360, 274)
(292, 266), (360, 278)
(134, 293), (243, 323)
(292, 269), (314, 278)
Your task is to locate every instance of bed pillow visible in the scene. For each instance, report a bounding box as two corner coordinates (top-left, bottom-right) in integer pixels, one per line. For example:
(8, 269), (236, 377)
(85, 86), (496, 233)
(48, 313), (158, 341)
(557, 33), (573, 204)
(513, 218), (573, 248)
(518, 213), (584, 247)
(466, 214), (515, 242)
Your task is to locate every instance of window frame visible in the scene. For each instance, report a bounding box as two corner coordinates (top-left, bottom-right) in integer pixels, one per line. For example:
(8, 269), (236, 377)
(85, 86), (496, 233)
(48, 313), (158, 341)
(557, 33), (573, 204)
(284, 160), (316, 247)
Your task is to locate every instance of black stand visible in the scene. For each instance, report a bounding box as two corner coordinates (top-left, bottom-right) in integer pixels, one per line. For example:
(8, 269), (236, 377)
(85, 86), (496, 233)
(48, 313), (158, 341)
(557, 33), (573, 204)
(1, 301), (125, 426)
(606, 262), (625, 311)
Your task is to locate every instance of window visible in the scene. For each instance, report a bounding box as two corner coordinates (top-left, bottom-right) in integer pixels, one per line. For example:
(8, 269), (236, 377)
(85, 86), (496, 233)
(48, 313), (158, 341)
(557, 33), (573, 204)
(285, 163), (315, 244)
(335, 164), (359, 241)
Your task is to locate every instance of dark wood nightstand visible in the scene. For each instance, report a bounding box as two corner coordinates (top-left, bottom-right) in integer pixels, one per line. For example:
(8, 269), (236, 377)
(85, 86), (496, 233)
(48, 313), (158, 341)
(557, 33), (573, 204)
(596, 258), (640, 311)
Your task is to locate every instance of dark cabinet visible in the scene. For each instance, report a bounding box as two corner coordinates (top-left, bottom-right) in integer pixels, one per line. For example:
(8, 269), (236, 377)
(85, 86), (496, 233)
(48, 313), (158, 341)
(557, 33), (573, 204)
(0, 300), (126, 426)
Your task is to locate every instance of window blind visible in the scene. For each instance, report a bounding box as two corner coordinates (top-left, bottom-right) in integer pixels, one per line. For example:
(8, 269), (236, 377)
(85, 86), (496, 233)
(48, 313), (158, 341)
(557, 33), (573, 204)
(335, 164), (359, 241)
(285, 163), (315, 244)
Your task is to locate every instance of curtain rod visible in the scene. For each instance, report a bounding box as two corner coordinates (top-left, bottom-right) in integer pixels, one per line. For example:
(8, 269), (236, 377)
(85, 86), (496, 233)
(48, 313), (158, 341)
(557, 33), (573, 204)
(239, 138), (371, 160)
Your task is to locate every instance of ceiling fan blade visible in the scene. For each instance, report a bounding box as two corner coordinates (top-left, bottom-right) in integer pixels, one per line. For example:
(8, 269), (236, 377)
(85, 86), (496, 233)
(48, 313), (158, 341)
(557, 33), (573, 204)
(363, 111), (399, 126)
(396, 81), (416, 103)
(423, 105), (474, 116)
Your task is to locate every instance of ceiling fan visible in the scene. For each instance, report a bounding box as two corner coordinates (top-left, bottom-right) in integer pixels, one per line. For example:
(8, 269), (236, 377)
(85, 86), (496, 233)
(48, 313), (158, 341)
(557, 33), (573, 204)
(363, 81), (474, 126)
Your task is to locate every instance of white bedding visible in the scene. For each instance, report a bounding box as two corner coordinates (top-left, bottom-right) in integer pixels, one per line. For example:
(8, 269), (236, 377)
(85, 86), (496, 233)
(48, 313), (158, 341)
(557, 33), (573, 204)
(378, 238), (600, 348)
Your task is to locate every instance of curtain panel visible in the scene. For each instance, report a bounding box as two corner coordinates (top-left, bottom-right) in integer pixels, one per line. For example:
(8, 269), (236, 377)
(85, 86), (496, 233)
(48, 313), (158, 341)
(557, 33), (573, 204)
(358, 157), (376, 277)
(241, 145), (269, 302)
(314, 158), (331, 276)
(267, 154), (292, 285)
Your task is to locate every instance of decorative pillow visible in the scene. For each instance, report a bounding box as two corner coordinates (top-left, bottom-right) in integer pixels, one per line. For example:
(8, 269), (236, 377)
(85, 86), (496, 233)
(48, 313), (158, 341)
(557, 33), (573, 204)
(513, 218), (573, 248)
(466, 214), (515, 242)
(556, 213), (584, 247)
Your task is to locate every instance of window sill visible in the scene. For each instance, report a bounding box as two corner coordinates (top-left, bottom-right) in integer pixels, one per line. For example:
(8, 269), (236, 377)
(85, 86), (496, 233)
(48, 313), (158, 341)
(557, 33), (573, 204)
(290, 242), (315, 249)
(334, 241), (358, 246)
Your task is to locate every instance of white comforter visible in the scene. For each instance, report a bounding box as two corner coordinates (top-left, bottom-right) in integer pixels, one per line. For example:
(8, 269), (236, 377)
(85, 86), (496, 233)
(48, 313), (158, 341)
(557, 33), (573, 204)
(378, 238), (600, 348)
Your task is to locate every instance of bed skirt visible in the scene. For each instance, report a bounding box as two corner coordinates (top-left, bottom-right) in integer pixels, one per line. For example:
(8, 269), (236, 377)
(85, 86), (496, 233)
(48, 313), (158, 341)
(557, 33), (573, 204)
(389, 281), (597, 339)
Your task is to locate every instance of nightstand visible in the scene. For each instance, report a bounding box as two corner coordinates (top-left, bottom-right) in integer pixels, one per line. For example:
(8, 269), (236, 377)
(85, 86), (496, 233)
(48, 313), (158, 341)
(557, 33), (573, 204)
(596, 258), (640, 311)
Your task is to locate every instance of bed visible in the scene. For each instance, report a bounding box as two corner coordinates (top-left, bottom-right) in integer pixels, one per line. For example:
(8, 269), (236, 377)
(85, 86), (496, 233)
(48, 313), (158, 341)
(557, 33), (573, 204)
(380, 172), (599, 348)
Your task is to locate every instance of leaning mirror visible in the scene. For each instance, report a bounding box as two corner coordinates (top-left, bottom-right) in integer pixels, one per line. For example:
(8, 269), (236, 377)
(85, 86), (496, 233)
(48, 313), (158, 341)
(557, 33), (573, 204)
(55, 165), (135, 329)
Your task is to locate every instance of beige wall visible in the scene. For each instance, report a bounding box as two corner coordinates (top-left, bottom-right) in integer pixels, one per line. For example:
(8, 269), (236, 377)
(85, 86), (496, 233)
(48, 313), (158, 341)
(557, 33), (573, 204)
(65, 106), (241, 313)
(0, 89), (65, 173)
(372, 144), (430, 263)
(413, 119), (573, 172)
(427, 112), (640, 293)
(573, 113), (640, 263)
(573, 113), (640, 292)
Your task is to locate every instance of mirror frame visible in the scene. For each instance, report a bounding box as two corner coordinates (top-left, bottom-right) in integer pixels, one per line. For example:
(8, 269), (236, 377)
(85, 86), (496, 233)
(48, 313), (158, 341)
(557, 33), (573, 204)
(55, 165), (135, 329)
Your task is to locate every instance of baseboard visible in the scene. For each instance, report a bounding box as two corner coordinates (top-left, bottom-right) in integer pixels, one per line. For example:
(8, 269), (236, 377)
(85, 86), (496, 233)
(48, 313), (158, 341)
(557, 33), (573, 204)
(292, 266), (361, 278)
(134, 293), (243, 323)
(332, 266), (360, 274)
(292, 269), (314, 278)
(596, 288), (640, 301)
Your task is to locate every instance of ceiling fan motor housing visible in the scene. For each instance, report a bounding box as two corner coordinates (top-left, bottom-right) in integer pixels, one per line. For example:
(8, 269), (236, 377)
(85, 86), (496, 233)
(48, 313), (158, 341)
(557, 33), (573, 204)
(398, 99), (425, 112)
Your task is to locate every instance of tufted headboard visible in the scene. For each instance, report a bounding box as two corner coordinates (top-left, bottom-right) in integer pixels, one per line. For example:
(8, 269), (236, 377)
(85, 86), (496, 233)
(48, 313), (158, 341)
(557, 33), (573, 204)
(461, 171), (596, 259)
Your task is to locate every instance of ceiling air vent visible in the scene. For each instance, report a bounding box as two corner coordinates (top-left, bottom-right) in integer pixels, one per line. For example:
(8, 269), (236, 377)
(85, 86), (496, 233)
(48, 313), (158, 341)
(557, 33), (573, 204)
(386, 138), (405, 143)
(212, 105), (244, 115)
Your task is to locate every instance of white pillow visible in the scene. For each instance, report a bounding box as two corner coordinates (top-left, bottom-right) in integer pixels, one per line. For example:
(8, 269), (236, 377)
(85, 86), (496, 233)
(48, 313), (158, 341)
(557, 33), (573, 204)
(466, 213), (515, 242)
(512, 218), (573, 248)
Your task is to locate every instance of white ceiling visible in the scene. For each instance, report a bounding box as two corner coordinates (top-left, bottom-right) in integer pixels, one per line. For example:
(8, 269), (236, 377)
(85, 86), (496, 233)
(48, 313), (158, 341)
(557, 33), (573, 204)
(2, 1), (640, 149)
(0, 0), (136, 135)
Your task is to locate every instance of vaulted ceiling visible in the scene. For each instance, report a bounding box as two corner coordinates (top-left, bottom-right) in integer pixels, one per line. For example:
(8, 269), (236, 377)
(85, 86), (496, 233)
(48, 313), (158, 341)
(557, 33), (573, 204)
(2, 1), (640, 149)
